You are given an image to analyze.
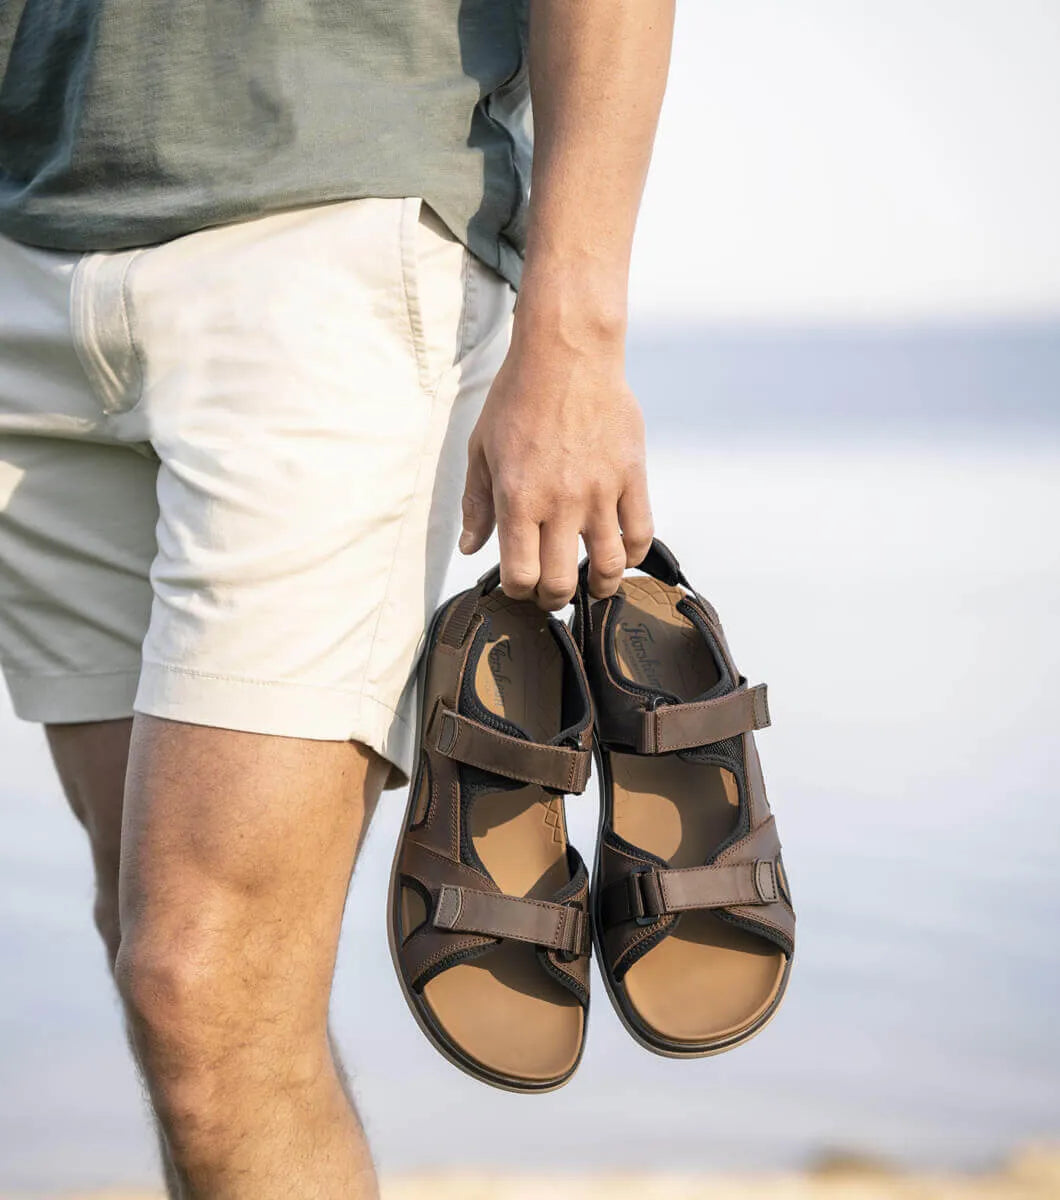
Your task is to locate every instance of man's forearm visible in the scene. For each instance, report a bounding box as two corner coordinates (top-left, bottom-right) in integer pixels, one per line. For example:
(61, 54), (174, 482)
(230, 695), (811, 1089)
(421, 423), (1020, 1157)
(459, 1), (670, 606)
(517, 0), (675, 343)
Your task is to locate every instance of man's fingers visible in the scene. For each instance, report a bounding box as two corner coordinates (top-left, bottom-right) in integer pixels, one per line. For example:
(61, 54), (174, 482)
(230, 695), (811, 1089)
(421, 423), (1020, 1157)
(536, 519), (580, 611)
(618, 474), (654, 567)
(497, 502), (541, 600)
(459, 446), (496, 554)
(584, 516), (627, 599)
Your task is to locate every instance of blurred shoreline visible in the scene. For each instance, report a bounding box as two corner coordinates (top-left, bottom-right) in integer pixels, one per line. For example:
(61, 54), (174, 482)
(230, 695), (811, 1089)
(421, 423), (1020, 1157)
(11, 1147), (1060, 1200)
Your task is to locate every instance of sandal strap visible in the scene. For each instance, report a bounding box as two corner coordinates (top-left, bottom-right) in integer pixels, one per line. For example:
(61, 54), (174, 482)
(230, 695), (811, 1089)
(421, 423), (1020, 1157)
(638, 682), (770, 754)
(438, 564), (502, 647)
(601, 858), (780, 926)
(426, 703), (592, 794)
(433, 884), (591, 956)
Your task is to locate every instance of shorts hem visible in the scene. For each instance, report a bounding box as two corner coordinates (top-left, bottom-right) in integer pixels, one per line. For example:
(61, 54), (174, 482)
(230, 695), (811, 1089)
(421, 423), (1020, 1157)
(3, 668), (139, 725)
(134, 660), (415, 787)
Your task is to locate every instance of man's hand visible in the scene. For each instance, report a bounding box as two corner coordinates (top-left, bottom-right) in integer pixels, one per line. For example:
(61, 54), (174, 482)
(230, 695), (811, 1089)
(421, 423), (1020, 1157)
(458, 0), (673, 610)
(460, 316), (653, 610)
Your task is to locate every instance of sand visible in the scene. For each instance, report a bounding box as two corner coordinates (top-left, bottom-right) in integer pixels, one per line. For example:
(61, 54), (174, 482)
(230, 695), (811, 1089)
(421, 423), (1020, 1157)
(18, 1147), (1060, 1200)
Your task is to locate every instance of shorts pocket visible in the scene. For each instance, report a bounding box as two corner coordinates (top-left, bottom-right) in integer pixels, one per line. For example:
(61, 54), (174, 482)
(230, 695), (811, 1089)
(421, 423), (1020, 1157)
(399, 197), (480, 398)
(70, 246), (149, 416)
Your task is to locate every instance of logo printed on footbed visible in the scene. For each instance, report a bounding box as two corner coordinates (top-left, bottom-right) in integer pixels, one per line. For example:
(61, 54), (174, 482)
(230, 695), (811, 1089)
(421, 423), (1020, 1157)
(618, 622), (665, 690)
(487, 639), (514, 687)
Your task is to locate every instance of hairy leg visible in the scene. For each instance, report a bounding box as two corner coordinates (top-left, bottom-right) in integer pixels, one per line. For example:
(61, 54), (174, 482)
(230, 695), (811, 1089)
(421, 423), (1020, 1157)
(46, 719), (182, 1197)
(114, 715), (387, 1200)
(45, 717), (379, 1199)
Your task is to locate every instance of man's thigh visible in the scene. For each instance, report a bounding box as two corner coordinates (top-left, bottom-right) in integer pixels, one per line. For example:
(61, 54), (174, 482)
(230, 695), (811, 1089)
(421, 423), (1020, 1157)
(118, 716), (388, 1038)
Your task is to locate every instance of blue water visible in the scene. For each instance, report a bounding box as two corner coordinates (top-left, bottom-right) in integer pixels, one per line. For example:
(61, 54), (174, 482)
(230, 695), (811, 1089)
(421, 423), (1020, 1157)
(1, 324), (1058, 1195)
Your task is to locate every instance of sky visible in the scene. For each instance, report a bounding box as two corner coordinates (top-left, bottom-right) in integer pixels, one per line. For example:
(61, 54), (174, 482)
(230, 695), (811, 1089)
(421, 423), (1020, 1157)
(629, 0), (1060, 323)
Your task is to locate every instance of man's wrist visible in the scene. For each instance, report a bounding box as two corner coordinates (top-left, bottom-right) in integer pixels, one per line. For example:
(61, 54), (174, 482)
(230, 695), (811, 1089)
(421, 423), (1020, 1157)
(512, 264), (628, 353)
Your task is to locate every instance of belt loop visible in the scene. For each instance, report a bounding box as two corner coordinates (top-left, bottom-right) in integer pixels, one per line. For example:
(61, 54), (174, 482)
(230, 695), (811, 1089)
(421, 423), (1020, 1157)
(754, 860), (779, 903)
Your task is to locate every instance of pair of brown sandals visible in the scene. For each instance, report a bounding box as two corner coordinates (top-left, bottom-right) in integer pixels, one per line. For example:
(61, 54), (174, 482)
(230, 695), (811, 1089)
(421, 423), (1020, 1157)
(388, 539), (794, 1092)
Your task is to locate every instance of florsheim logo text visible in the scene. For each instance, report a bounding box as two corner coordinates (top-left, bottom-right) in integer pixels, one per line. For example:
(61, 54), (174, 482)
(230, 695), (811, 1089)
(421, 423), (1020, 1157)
(620, 622), (664, 690)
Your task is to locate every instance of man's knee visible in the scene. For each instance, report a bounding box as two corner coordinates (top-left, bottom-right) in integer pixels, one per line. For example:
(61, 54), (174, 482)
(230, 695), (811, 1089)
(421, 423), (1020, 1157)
(115, 911), (333, 1164)
(116, 906), (323, 1079)
(116, 928), (214, 1061)
(116, 905), (269, 1051)
(116, 917), (254, 1136)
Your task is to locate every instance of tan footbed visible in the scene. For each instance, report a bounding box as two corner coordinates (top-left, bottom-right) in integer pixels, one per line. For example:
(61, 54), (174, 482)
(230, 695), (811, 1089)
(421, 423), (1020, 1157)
(610, 577), (786, 1043)
(401, 593), (583, 1082)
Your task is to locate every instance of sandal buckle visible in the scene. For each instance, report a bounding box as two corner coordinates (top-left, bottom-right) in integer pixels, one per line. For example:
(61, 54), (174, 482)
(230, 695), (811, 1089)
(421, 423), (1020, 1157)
(629, 866), (664, 925)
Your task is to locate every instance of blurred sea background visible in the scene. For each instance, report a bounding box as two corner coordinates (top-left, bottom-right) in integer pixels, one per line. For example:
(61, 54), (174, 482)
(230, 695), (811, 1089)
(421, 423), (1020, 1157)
(1, 2), (1058, 1196)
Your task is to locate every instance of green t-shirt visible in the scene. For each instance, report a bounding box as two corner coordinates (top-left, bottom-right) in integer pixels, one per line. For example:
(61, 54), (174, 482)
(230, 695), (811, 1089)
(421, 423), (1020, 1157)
(0, 1), (531, 287)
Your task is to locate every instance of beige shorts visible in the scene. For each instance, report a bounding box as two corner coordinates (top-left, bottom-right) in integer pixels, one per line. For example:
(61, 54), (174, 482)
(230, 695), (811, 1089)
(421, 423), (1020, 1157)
(0, 198), (515, 785)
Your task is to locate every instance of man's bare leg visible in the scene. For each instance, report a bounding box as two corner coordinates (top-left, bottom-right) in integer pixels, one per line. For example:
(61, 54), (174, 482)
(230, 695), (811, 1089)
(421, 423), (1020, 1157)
(114, 715), (384, 1200)
(46, 715), (386, 1195)
(46, 719), (183, 1197)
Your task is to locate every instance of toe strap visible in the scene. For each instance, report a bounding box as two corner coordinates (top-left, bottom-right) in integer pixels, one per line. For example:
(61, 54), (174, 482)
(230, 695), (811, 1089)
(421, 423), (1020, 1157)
(601, 858), (780, 925)
(426, 703), (592, 794)
(598, 816), (795, 964)
(433, 884), (591, 957)
(637, 682), (770, 754)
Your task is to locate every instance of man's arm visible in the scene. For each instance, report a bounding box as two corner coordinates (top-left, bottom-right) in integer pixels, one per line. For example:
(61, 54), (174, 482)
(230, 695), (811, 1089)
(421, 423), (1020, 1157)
(460, 0), (675, 608)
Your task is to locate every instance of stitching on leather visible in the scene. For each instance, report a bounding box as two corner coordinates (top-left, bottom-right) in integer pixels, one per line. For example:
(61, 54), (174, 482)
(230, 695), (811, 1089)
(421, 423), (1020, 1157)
(546, 956), (585, 988)
(473, 894), (571, 915)
(456, 913), (562, 944)
(405, 834), (493, 890)
(540, 947), (589, 1001)
(716, 815), (777, 865)
(409, 934), (491, 980)
(449, 774), (461, 863)
(656, 689), (762, 752)
(728, 905), (792, 938)
(657, 863), (760, 908)
(448, 893), (584, 949)
(606, 840), (657, 866)
(611, 917), (675, 971)
(451, 748), (569, 790)
(445, 720), (587, 792)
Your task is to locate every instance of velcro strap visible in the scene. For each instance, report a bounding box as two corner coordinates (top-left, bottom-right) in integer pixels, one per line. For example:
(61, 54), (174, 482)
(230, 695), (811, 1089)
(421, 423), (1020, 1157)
(433, 885), (590, 956)
(638, 682), (770, 754)
(427, 705), (591, 794)
(601, 859), (780, 926)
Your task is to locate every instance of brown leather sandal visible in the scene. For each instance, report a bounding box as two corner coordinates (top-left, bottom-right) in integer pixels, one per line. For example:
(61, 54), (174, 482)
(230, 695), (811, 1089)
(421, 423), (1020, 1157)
(572, 539), (794, 1057)
(388, 566), (595, 1091)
